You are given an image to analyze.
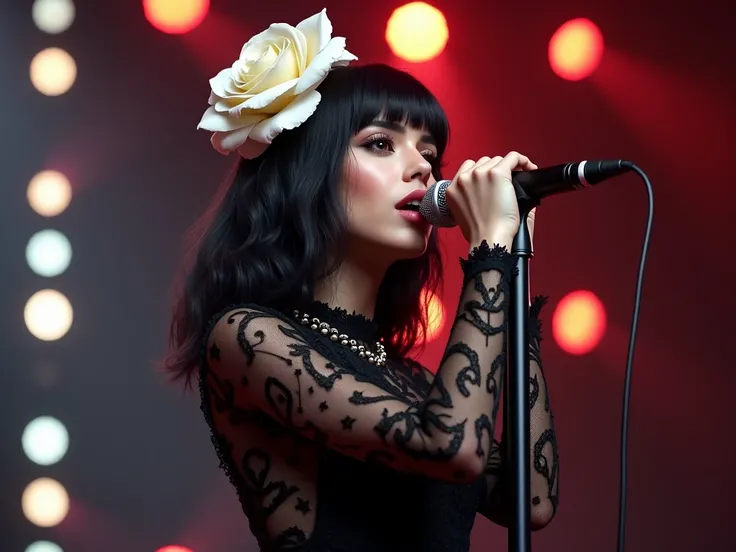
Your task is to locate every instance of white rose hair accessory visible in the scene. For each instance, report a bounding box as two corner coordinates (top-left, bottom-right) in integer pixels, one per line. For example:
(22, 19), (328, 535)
(197, 9), (358, 159)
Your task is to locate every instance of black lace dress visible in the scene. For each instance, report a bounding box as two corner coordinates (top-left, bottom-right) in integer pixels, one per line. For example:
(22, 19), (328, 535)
(198, 242), (559, 551)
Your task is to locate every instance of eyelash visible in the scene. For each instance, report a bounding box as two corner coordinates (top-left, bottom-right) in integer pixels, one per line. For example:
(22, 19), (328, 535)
(363, 133), (440, 165)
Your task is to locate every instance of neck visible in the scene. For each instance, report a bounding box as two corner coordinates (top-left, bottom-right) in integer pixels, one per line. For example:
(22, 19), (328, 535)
(313, 253), (389, 321)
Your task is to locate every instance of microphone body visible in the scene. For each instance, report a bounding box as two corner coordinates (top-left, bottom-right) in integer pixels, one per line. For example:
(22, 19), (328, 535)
(419, 159), (631, 227)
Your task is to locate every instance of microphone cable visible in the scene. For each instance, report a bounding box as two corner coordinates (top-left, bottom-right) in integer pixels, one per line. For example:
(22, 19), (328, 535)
(616, 161), (654, 552)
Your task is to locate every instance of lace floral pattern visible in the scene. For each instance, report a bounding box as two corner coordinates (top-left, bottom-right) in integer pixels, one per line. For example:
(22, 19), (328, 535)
(197, 241), (556, 550)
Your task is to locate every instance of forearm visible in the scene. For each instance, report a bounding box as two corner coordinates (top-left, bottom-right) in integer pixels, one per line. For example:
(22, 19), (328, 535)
(424, 239), (514, 479)
(527, 298), (558, 525)
(479, 295), (559, 529)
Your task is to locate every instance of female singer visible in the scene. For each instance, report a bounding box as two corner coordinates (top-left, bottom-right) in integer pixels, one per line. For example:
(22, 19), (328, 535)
(166, 10), (558, 551)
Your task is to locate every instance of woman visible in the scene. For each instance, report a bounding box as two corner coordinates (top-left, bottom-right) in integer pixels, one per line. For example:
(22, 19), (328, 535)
(166, 10), (558, 551)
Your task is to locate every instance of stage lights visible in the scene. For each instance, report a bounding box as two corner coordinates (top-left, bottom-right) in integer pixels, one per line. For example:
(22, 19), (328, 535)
(549, 18), (605, 81)
(385, 2), (449, 62)
(143, 0), (210, 34)
(552, 290), (607, 355)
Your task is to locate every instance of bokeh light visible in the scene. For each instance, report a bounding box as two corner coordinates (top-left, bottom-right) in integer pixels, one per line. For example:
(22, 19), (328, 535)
(156, 546), (194, 552)
(25, 541), (64, 552)
(27, 170), (73, 217)
(22, 416), (70, 466)
(552, 290), (607, 355)
(26, 229), (73, 277)
(32, 0), (76, 34)
(24, 289), (74, 341)
(548, 18), (604, 81)
(416, 288), (445, 343)
(386, 2), (449, 63)
(143, 0), (210, 34)
(22, 478), (70, 527)
(30, 47), (77, 96)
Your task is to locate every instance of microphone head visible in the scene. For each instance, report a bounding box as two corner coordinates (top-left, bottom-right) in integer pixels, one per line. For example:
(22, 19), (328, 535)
(419, 180), (456, 227)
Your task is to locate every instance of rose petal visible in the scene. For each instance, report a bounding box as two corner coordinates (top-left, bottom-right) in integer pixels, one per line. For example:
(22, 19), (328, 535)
(294, 37), (355, 95)
(296, 8), (332, 66)
(209, 67), (237, 99)
(213, 96), (244, 113)
(248, 40), (301, 95)
(246, 23), (307, 74)
(197, 106), (266, 132)
(211, 123), (260, 154)
(248, 89), (321, 144)
(236, 140), (269, 159)
(237, 77), (299, 111)
(336, 48), (358, 65)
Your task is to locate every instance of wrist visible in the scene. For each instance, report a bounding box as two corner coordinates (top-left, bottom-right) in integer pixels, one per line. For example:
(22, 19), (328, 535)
(469, 231), (514, 253)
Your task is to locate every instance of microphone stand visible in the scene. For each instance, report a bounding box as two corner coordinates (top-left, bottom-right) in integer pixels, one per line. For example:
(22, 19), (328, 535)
(506, 196), (539, 552)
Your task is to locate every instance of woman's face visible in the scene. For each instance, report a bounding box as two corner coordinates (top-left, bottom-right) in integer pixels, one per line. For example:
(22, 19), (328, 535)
(343, 119), (438, 262)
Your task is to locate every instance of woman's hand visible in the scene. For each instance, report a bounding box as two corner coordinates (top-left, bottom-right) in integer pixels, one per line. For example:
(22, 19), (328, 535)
(445, 152), (538, 250)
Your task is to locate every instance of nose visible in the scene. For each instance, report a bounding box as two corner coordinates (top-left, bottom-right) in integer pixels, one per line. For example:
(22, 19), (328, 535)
(403, 149), (432, 186)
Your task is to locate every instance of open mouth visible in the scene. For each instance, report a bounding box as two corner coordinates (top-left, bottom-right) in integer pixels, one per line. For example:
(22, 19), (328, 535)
(396, 201), (421, 213)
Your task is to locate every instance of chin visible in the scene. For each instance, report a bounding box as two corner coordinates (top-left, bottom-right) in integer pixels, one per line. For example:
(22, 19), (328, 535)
(387, 237), (429, 260)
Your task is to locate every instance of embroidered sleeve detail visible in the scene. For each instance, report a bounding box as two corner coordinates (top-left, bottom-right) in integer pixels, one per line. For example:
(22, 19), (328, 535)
(201, 239), (515, 487)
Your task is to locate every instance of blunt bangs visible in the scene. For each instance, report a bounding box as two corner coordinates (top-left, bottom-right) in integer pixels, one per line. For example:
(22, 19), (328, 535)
(318, 64), (450, 158)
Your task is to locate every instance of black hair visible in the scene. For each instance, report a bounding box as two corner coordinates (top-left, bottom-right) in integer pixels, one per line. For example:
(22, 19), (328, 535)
(166, 63), (450, 387)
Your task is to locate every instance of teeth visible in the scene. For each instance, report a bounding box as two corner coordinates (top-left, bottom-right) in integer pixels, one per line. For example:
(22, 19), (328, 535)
(405, 200), (421, 206)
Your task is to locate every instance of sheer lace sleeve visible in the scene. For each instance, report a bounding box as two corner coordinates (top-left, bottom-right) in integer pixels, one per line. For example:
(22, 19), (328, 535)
(478, 295), (559, 529)
(203, 241), (515, 483)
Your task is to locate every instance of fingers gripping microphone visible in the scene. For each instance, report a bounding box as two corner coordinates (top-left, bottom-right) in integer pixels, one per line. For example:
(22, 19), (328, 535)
(419, 159), (632, 227)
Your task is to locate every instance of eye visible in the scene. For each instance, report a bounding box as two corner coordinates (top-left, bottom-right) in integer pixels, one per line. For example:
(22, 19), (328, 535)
(363, 133), (395, 154)
(421, 150), (442, 169)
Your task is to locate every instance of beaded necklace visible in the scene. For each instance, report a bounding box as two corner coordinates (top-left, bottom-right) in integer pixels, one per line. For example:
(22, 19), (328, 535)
(292, 309), (387, 367)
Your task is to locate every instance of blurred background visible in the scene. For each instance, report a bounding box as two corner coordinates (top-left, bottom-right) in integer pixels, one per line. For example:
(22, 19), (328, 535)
(3, 0), (735, 551)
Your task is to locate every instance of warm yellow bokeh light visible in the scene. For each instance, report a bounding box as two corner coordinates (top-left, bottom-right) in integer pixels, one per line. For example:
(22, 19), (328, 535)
(143, 0), (210, 34)
(27, 170), (73, 217)
(552, 290), (607, 354)
(386, 2), (449, 63)
(24, 289), (74, 341)
(548, 18), (604, 81)
(22, 478), (70, 527)
(417, 288), (445, 342)
(30, 47), (77, 96)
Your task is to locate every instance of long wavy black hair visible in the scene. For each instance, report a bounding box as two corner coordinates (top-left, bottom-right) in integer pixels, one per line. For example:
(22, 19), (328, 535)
(166, 64), (450, 387)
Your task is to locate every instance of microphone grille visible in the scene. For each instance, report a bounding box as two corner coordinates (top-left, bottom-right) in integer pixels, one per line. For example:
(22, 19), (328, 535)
(419, 180), (456, 227)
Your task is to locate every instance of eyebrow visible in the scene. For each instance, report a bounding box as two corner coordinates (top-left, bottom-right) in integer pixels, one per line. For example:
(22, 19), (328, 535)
(369, 120), (436, 146)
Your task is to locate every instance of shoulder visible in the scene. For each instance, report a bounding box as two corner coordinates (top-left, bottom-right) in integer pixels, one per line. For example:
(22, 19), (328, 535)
(204, 303), (307, 362)
(206, 303), (284, 333)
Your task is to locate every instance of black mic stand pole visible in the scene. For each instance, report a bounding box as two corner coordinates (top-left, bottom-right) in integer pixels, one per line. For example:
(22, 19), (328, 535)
(506, 195), (539, 552)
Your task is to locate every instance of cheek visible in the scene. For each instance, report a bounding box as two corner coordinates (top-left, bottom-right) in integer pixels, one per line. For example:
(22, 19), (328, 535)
(344, 155), (396, 226)
(348, 159), (392, 200)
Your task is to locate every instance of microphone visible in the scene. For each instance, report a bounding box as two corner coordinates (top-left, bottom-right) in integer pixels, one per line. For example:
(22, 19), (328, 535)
(419, 159), (632, 227)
